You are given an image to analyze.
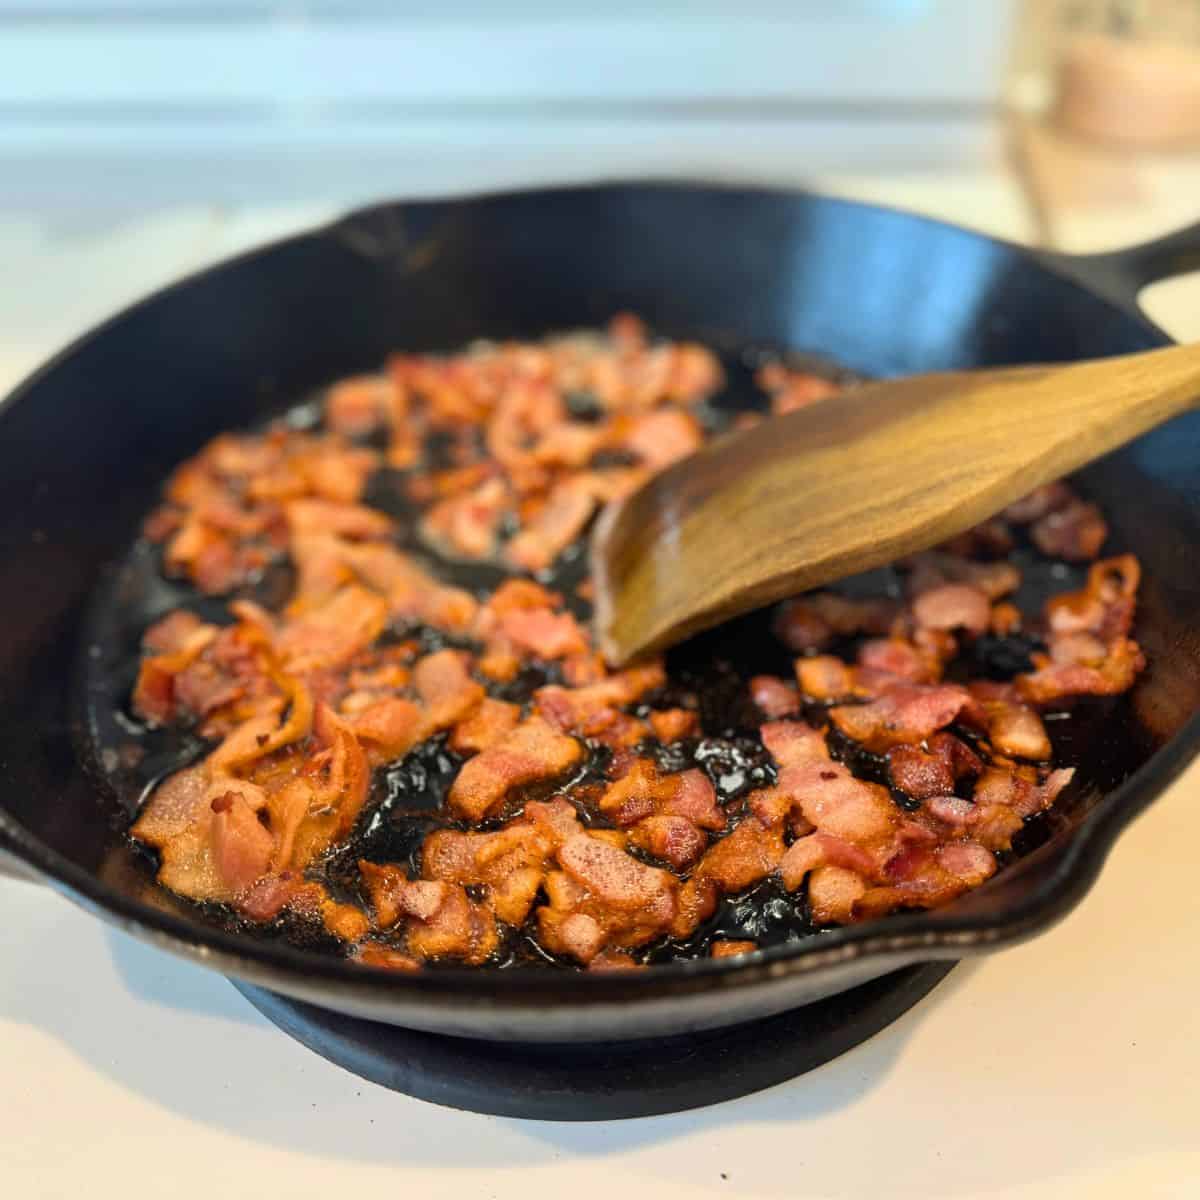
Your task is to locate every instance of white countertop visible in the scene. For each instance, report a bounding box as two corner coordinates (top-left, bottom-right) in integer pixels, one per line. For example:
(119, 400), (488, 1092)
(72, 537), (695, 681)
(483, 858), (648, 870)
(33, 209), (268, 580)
(3, 168), (1199, 1198)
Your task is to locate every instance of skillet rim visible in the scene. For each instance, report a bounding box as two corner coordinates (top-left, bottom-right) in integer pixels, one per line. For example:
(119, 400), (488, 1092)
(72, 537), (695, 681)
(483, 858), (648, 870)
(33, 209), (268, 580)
(1, 178), (1197, 1008)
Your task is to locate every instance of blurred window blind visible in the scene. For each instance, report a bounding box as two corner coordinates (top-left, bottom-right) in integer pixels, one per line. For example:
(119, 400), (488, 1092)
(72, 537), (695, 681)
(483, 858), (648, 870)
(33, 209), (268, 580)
(0, 1), (1014, 114)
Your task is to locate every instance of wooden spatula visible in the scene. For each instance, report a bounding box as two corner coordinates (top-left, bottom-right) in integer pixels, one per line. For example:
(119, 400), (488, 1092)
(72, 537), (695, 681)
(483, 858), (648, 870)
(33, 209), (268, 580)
(591, 342), (1200, 665)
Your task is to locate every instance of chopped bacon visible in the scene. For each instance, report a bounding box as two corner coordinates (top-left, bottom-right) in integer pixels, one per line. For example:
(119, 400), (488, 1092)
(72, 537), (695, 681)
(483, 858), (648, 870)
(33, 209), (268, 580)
(421, 476), (511, 560)
(1031, 499), (1108, 562)
(126, 322), (1141, 967)
(857, 637), (940, 683)
(326, 374), (393, 436)
(973, 763), (1075, 819)
(599, 759), (725, 830)
(276, 585), (388, 673)
(505, 475), (600, 572)
(775, 592), (898, 653)
(284, 497), (393, 541)
(449, 697), (521, 755)
(349, 697), (424, 763)
(447, 717), (582, 821)
(795, 654), (857, 701)
(497, 607), (589, 660)
(968, 681), (1051, 759)
(912, 583), (990, 636)
(413, 649), (484, 732)
(905, 552), (1021, 601)
(618, 409), (703, 471)
(1018, 637), (1144, 704)
(648, 707), (699, 741)
(710, 939), (757, 959)
(829, 683), (973, 752)
(534, 662), (666, 738)
(887, 732), (981, 800)
(760, 720), (830, 767)
(750, 675), (801, 718)
(1045, 555), (1140, 641)
(538, 834), (679, 963)
(690, 815), (785, 896)
(628, 815), (708, 869)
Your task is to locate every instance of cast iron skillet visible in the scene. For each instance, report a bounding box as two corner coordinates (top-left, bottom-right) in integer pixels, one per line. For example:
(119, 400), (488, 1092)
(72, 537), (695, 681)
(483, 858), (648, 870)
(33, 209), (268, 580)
(1, 183), (1199, 1043)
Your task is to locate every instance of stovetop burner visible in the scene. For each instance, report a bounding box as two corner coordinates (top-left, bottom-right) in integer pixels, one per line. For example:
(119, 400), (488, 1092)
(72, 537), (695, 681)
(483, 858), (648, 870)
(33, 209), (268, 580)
(233, 961), (954, 1120)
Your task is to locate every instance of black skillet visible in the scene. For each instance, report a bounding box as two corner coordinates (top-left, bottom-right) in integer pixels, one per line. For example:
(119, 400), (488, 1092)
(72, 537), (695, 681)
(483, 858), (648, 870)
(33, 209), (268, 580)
(2, 183), (1199, 1043)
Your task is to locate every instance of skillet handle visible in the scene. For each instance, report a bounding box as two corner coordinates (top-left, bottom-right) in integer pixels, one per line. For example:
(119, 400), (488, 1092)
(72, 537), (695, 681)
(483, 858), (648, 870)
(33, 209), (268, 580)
(1047, 219), (1200, 314)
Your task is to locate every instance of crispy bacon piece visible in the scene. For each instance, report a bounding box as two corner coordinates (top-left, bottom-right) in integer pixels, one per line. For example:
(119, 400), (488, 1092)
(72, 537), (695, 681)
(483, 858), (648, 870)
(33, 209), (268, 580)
(505, 475), (601, 572)
(449, 697), (521, 755)
(599, 759), (725, 830)
(648, 707), (699, 741)
(795, 654), (857, 701)
(756, 363), (842, 414)
(887, 732), (981, 800)
(829, 683), (973, 752)
(760, 719), (830, 768)
(775, 592), (898, 653)
(710, 939), (758, 959)
(856, 637), (941, 684)
(628, 815), (708, 870)
(617, 408), (703, 471)
(1019, 637), (1145, 704)
(421, 476), (511, 560)
(968, 681), (1051, 759)
(750, 675), (801, 718)
(497, 606), (589, 660)
(326, 374), (393, 436)
(447, 717), (582, 821)
(349, 697), (424, 764)
(274, 584), (388, 674)
(1044, 555), (1140, 640)
(912, 583), (990, 636)
(1031, 499), (1107, 562)
(534, 662), (666, 738)
(905, 552), (1021, 601)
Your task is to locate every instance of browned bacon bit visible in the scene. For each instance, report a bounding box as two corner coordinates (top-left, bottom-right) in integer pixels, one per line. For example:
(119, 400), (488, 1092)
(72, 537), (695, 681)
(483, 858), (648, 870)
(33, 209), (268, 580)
(1031, 498), (1108, 562)
(912, 583), (990, 636)
(449, 697), (521, 755)
(750, 675), (801, 718)
(974, 763), (1075, 819)
(711, 939), (757, 959)
(421, 476), (511, 560)
(968, 681), (1051, 760)
(648, 707), (699, 741)
(1045, 555), (1140, 641)
(755, 363), (842, 415)
(125, 322), (1145, 969)
(1019, 636), (1144, 704)
(628, 815), (709, 870)
(905, 552), (1021, 602)
(887, 732), (981, 800)
(795, 655), (857, 701)
(538, 834), (679, 964)
(774, 592), (898, 653)
(856, 637), (941, 684)
(599, 759), (725, 830)
(829, 683), (973, 753)
(447, 717), (582, 821)
(355, 944), (421, 972)
(326, 375), (394, 437)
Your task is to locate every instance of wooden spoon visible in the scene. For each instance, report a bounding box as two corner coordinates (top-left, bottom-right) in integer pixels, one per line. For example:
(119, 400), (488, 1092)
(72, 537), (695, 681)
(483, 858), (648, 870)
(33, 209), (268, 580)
(591, 343), (1200, 665)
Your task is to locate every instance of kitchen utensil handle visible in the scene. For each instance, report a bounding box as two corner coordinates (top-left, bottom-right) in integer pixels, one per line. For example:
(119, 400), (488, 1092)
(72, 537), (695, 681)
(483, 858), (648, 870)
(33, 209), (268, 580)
(1046, 219), (1200, 314)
